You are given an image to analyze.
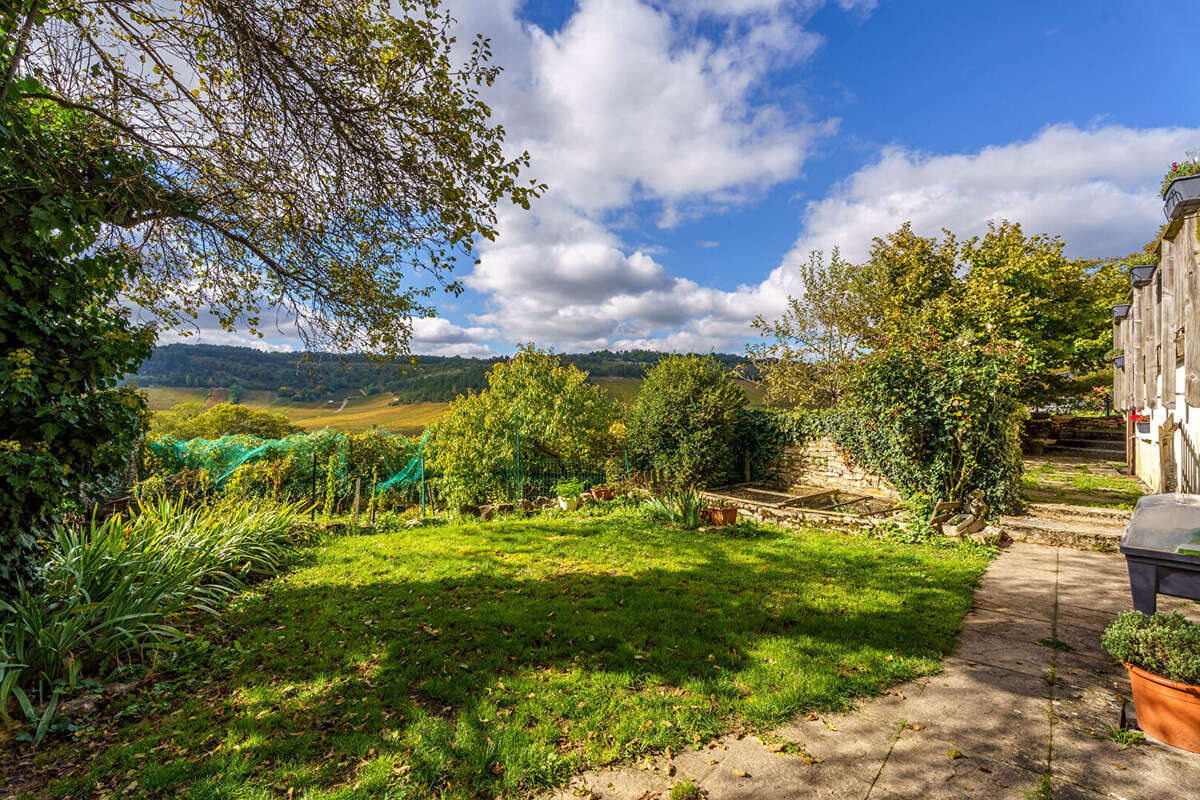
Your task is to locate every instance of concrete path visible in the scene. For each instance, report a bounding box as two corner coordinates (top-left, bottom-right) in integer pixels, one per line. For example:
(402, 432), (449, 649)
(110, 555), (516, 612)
(548, 543), (1200, 800)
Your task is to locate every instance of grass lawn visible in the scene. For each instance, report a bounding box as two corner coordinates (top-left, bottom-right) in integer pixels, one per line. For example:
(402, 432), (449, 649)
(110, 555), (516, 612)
(25, 509), (988, 799)
(1021, 455), (1145, 509)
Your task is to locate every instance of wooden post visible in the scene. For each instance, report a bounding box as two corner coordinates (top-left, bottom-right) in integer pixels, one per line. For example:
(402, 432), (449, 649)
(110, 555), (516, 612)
(1162, 246), (1177, 404)
(1185, 216), (1200, 406)
(352, 477), (361, 527)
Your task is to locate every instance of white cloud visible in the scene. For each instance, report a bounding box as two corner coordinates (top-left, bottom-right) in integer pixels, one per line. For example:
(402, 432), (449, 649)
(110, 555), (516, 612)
(476, 123), (1200, 354)
(457, 0), (840, 350)
(785, 123), (1200, 264)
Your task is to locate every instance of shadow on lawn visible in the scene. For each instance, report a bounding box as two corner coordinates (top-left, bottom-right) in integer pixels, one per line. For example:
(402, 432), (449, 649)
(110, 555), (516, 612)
(62, 519), (984, 799)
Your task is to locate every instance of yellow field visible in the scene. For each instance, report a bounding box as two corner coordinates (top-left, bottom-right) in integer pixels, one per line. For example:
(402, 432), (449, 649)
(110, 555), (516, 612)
(141, 387), (448, 434)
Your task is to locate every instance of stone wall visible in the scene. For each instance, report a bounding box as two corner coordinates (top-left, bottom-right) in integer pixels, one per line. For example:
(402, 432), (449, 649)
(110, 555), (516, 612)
(774, 435), (899, 499)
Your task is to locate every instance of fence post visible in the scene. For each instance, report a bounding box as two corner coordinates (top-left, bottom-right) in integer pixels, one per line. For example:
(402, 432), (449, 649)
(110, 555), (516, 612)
(310, 452), (317, 521)
(623, 448), (630, 482)
(514, 422), (522, 502)
(419, 452), (426, 517)
(352, 477), (361, 527)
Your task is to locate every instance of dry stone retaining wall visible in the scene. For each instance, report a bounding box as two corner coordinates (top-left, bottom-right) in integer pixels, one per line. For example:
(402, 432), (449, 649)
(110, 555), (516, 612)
(774, 435), (899, 500)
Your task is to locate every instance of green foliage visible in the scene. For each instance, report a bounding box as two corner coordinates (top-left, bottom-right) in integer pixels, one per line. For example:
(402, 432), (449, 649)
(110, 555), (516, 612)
(0, 100), (155, 596)
(0, 496), (305, 739)
(552, 478), (586, 498)
(748, 248), (865, 408)
(861, 221), (1127, 403)
(1102, 611), (1200, 686)
(627, 355), (747, 486)
(642, 487), (705, 530)
(427, 345), (620, 505)
(152, 401), (301, 440)
(834, 331), (1026, 514)
(9, 0), (544, 357)
(1162, 158), (1200, 196)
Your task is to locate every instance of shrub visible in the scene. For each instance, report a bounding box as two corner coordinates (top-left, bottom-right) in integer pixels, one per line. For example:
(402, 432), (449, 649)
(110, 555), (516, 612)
(626, 355), (746, 486)
(427, 345), (619, 506)
(836, 331), (1026, 515)
(0, 497), (306, 738)
(1102, 611), (1200, 686)
(152, 402), (301, 439)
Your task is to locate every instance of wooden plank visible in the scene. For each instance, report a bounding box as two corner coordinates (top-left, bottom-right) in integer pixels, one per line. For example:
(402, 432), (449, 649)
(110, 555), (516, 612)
(1132, 280), (1145, 409)
(1162, 245), (1177, 404)
(1186, 215), (1200, 406)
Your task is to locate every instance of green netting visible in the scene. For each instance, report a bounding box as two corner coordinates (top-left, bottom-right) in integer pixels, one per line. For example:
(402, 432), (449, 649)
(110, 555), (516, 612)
(376, 430), (429, 494)
(145, 428), (426, 498)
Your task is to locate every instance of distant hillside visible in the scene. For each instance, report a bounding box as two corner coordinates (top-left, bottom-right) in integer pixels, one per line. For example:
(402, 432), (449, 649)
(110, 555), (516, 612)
(132, 344), (758, 405)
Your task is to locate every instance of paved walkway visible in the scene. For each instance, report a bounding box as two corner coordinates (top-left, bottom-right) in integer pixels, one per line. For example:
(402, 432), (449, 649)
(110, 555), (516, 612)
(549, 543), (1200, 800)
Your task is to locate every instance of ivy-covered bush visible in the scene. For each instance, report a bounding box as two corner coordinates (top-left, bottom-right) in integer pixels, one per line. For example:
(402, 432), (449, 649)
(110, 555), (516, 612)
(737, 332), (1025, 518)
(626, 355), (746, 487)
(1, 102), (155, 596)
(1102, 611), (1200, 686)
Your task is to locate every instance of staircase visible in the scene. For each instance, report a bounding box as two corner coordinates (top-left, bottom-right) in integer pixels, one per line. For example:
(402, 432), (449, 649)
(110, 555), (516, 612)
(1000, 502), (1130, 551)
(1045, 426), (1126, 459)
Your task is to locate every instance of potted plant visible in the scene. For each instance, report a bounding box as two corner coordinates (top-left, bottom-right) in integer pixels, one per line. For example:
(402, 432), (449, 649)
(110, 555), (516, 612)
(1162, 157), (1200, 219)
(703, 498), (738, 527)
(1102, 611), (1200, 753)
(553, 478), (586, 512)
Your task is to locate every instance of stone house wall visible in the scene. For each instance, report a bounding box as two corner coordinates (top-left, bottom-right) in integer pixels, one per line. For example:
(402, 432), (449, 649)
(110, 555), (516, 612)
(773, 435), (899, 500)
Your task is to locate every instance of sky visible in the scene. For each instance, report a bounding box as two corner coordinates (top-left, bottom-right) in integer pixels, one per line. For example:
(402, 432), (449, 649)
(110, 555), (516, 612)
(178, 0), (1200, 357)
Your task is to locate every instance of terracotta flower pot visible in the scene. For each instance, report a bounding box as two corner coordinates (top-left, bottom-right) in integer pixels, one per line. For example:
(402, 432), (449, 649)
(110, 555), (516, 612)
(704, 506), (738, 527)
(1127, 663), (1200, 753)
(591, 487), (613, 500)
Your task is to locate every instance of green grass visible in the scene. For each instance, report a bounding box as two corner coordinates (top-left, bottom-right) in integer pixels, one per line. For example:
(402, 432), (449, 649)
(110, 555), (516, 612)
(28, 510), (987, 799)
(1021, 456), (1145, 509)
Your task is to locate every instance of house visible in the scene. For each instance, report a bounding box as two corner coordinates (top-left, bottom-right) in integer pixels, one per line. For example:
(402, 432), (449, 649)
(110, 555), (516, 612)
(1112, 177), (1200, 491)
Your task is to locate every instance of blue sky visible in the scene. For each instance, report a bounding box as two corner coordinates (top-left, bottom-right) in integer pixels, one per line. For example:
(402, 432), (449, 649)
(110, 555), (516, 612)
(181, 0), (1200, 356)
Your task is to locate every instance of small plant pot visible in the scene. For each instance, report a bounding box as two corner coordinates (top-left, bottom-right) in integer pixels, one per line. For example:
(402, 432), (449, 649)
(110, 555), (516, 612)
(591, 487), (614, 501)
(1136, 421), (1151, 435)
(704, 506), (738, 526)
(557, 496), (579, 512)
(1126, 663), (1200, 753)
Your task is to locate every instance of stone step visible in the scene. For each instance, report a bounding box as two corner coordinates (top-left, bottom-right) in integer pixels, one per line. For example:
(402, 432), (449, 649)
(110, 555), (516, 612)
(1000, 514), (1125, 551)
(1023, 502), (1132, 525)
(1050, 438), (1125, 451)
(1058, 429), (1125, 441)
(1044, 444), (1126, 458)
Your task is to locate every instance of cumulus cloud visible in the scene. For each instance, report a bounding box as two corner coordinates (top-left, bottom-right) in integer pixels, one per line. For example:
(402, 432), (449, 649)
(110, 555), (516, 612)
(510, 123), (1200, 354)
(785, 123), (1200, 264)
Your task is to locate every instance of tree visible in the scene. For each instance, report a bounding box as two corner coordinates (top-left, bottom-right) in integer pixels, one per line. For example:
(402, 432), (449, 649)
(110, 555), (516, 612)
(626, 355), (746, 486)
(859, 220), (1127, 403)
(747, 249), (867, 408)
(0, 100), (154, 594)
(427, 346), (620, 505)
(151, 402), (301, 440)
(1, 0), (543, 356)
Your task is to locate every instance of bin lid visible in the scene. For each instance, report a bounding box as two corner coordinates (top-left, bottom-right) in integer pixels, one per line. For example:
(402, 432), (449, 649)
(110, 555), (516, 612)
(1121, 494), (1200, 559)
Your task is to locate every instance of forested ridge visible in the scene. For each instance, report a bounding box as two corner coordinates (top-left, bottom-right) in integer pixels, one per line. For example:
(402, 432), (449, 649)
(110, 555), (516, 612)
(132, 344), (754, 403)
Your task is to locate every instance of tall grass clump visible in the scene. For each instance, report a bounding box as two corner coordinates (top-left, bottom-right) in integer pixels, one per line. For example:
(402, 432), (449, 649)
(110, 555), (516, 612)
(642, 487), (704, 530)
(0, 497), (306, 739)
